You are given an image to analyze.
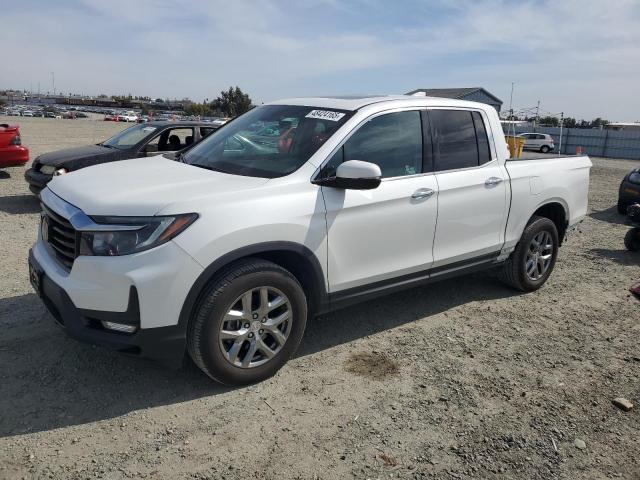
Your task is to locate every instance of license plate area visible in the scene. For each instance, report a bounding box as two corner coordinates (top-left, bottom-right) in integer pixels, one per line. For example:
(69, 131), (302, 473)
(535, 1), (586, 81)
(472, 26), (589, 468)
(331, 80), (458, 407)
(29, 259), (43, 296)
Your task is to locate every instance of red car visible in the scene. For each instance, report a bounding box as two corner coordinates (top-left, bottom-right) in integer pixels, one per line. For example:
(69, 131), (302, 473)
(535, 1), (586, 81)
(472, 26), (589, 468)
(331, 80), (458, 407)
(0, 124), (29, 168)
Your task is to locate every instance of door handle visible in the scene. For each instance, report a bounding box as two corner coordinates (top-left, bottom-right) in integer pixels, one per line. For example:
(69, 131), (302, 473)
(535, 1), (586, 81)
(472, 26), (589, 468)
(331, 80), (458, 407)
(485, 177), (503, 187)
(411, 188), (435, 200)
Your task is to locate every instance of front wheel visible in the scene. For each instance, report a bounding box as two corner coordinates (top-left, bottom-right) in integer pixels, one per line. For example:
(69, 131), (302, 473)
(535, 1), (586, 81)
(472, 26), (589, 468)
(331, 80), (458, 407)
(187, 258), (307, 385)
(624, 228), (640, 251)
(499, 216), (559, 292)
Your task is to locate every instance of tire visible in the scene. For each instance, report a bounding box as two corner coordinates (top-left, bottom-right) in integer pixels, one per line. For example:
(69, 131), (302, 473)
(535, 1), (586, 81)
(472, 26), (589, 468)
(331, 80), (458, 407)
(540, 145), (550, 153)
(499, 215), (559, 292)
(624, 228), (640, 251)
(187, 258), (307, 385)
(617, 200), (629, 215)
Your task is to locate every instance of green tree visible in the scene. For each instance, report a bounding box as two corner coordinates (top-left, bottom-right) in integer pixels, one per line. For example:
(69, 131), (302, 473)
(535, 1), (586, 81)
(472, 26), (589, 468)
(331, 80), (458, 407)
(184, 103), (210, 117)
(539, 116), (559, 127)
(590, 117), (609, 128)
(210, 86), (252, 117)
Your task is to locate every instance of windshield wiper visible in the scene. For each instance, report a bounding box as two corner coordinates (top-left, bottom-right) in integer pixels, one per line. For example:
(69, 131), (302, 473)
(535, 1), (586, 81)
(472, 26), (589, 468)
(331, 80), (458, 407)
(190, 163), (225, 173)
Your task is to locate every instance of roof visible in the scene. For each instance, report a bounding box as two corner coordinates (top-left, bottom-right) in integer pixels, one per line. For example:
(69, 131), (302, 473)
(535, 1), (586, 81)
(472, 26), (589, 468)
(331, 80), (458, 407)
(144, 120), (218, 127)
(266, 95), (496, 112)
(406, 87), (503, 105)
(267, 95), (410, 111)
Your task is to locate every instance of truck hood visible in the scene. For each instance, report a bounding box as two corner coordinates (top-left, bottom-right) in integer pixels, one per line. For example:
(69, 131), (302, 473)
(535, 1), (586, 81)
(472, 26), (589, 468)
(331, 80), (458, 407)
(47, 156), (269, 216)
(35, 144), (121, 167)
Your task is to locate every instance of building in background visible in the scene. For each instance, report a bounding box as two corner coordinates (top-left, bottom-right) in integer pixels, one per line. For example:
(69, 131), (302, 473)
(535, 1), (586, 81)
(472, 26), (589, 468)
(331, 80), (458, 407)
(607, 122), (640, 131)
(406, 87), (503, 113)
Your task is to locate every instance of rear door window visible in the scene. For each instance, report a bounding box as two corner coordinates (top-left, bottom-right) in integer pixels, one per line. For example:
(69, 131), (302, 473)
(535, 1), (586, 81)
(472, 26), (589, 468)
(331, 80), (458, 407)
(430, 110), (478, 171)
(200, 127), (216, 139)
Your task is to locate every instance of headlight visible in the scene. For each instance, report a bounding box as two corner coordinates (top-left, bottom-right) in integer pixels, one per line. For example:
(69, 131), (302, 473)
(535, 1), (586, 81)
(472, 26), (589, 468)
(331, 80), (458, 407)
(628, 172), (640, 184)
(40, 165), (57, 175)
(78, 213), (198, 256)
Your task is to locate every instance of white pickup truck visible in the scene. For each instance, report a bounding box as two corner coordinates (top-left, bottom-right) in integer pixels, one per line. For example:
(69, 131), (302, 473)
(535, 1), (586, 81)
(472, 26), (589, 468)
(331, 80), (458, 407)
(29, 95), (591, 385)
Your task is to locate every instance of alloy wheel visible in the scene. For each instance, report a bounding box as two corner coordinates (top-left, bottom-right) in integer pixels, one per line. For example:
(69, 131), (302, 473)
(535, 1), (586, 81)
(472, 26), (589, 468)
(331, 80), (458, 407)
(218, 286), (292, 368)
(525, 231), (554, 281)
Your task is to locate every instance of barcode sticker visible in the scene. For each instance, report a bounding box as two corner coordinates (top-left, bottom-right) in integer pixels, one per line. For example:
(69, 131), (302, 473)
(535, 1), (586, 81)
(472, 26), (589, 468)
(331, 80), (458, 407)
(305, 110), (346, 122)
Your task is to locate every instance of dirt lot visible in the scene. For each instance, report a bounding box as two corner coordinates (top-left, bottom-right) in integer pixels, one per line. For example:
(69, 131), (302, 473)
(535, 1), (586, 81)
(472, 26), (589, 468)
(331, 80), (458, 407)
(0, 116), (638, 480)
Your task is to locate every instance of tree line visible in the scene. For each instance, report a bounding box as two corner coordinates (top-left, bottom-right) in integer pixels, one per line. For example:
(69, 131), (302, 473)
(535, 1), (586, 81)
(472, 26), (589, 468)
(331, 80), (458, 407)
(184, 86), (252, 118)
(523, 116), (610, 128)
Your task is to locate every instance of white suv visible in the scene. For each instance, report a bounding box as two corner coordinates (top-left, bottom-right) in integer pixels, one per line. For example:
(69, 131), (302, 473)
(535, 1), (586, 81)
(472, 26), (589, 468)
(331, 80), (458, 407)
(29, 96), (590, 385)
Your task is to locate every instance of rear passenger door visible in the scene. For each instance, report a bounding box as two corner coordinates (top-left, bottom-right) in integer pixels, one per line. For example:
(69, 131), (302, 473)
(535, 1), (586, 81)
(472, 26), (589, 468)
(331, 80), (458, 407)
(429, 109), (509, 269)
(320, 109), (439, 292)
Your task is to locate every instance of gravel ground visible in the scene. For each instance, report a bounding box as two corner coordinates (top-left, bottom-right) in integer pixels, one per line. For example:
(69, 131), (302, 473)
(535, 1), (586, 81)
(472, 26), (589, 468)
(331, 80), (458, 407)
(0, 116), (639, 480)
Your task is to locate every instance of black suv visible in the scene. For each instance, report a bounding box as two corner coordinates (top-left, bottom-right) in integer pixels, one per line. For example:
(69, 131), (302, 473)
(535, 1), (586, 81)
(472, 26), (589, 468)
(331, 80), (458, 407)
(618, 168), (640, 214)
(25, 121), (219, 194)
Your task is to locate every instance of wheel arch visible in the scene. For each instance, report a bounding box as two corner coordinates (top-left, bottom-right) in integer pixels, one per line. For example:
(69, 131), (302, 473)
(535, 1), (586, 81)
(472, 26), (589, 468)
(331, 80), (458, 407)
(530, 201), (568, 245)
(178, 242), (327, 332)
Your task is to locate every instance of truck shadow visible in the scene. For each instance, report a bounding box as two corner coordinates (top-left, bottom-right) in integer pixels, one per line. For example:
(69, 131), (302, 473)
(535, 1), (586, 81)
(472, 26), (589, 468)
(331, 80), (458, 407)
(589, 206), (628, 226)
(0, 193), (40, 214)
(0, 273), (520, 437)
(589, 247), (640, 266)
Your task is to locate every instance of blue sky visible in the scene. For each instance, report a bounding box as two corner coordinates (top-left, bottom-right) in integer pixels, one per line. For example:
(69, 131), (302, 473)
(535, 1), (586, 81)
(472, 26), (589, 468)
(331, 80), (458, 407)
(3, 0), (640, 120)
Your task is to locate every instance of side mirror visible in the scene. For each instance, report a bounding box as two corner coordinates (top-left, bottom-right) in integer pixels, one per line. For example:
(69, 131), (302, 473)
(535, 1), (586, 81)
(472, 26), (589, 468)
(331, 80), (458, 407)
(145, 144), (159, 156)
(313, 160), (382, 190)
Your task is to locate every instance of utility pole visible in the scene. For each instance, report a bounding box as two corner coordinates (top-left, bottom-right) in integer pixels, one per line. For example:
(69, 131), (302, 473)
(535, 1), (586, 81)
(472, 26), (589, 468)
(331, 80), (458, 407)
(535, 100), (540, 131)
(558, 112), (564, 156)
(51, 72), (55, 96)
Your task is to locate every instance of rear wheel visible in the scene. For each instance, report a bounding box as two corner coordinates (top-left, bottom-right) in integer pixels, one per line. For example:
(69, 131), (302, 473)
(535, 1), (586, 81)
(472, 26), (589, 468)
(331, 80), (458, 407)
(187, 258), (307, 385)
(499, 216), (559, 291)
(540, 145), (551, 153)
(617, 200), (629, 215)
(624, 228), (640, 251)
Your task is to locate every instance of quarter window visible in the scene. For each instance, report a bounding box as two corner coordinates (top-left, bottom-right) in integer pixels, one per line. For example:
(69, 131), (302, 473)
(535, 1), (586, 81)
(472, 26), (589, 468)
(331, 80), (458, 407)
(323, 110), (423, 178)
(472, 112), (492, 165)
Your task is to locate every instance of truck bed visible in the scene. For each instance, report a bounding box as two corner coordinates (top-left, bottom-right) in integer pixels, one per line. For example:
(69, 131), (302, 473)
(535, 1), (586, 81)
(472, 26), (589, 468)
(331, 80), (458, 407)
(503, 155), (592, 251)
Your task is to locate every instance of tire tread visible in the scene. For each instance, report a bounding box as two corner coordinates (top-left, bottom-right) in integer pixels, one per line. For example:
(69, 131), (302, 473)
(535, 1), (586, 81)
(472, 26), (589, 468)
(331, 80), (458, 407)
(186, 258), (303, 384)
(499, 215), (558, 292)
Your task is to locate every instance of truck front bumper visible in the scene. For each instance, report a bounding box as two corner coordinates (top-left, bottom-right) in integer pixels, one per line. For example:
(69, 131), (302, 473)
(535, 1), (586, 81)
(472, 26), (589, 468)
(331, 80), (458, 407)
(29, 232), (204, 366)
(30, 250), (186, 366)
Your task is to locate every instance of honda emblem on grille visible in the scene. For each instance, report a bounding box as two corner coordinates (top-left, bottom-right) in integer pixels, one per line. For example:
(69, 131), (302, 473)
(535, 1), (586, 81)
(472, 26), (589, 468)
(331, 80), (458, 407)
(41, 215), (49, 243)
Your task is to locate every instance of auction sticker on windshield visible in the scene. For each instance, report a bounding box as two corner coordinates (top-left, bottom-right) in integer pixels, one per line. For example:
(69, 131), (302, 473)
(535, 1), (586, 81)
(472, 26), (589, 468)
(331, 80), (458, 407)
(305, 110), (346, 121)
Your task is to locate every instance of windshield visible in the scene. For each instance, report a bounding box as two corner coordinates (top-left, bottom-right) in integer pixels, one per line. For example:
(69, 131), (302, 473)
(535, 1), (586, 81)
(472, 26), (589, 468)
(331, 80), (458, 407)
(102, 124), (158, 149)
(183, 105), (352, 178)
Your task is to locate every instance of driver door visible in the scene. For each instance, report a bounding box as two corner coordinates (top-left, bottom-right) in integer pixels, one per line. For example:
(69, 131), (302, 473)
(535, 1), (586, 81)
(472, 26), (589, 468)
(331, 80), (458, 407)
(320, 109), (439, 292)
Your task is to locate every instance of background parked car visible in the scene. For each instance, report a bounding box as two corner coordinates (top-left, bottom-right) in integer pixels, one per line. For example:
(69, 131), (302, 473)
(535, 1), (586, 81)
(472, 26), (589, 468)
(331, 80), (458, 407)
(618, 168), (640, 213)
(0, 124), (29, 169)
(518, 133), (555, 153)
(25, 121), (219, 194)
(118, 112), (139, 122)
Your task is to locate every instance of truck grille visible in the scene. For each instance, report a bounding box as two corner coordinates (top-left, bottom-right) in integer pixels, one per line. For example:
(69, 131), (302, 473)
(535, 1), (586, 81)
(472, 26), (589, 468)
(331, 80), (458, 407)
(41, 203), (77, 270)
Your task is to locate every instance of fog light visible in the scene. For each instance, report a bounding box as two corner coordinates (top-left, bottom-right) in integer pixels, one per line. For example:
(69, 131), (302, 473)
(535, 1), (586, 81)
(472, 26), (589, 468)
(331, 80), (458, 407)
(101, 321), (137, 333)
